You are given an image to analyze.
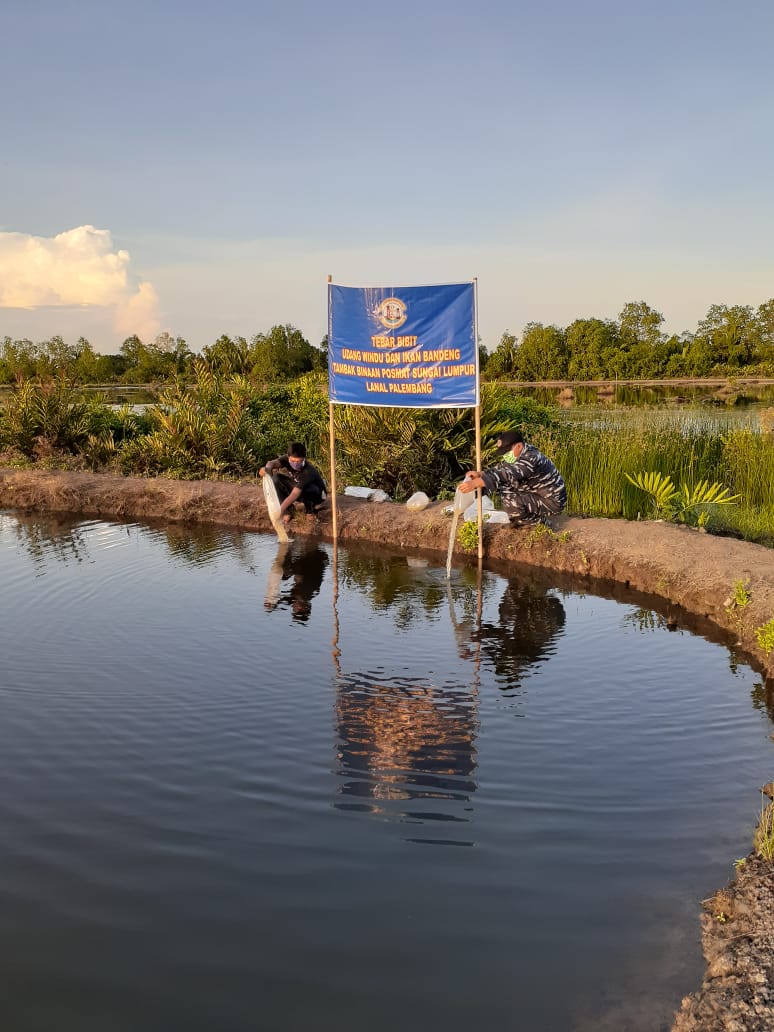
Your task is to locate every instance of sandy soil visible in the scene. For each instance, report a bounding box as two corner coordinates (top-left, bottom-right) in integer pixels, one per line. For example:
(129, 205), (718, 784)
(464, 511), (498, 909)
(1, 465), (773, 1030)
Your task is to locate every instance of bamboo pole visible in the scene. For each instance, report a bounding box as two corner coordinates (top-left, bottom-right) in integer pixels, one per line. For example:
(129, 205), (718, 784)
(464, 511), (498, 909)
(328, 401), (338, 542)
(473, 278), (483, 562)
(327, 275), (339, 542)
(331, 539), (341, 676)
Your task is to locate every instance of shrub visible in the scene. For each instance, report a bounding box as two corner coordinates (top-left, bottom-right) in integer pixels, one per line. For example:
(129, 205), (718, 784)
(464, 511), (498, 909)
(1, 377), (93, 454)
(119, 364), (263, 478)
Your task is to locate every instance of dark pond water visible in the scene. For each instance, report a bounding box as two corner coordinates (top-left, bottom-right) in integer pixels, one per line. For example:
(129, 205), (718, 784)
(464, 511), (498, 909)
(520, 383), (774, 434)
(521, 382), (774, 409)
(1, 514), (772, 1032)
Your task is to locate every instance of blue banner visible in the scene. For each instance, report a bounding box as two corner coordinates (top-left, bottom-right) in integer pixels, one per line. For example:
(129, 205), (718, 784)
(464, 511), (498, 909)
(328, 282), (477, 408)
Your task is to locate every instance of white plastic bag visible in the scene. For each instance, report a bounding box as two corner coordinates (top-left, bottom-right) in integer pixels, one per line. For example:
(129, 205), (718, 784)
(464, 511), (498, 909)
(405, 491), (430, 512)
(345, 486), (374, 500)
(463, 496), (494, 520)
(464, 495), (493, 520)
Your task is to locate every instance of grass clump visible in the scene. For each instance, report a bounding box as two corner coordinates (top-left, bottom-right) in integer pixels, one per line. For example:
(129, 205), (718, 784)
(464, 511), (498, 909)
(753, 789), (774, 862)
(754, 618), (774, 656)
(725, 579), (752, 627)
(457, 518), (485, 552)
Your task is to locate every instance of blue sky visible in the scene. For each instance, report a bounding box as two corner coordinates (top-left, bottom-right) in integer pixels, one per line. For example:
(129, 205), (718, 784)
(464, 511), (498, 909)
(2, 0), (773, 353)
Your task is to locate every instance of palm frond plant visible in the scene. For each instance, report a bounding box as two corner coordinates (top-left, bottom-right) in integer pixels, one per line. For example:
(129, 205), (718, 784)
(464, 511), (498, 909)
(624, 471), (678, 516)
(331, 384), (560, 500)
(119, 363), (263, 478)
(625, 470), (739, 527)
(2, 377), (93, 455)
(248, 373), (329, 469)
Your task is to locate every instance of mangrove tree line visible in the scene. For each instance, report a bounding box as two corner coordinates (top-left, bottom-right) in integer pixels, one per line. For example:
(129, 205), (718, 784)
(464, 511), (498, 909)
(4, 299), (774, 385)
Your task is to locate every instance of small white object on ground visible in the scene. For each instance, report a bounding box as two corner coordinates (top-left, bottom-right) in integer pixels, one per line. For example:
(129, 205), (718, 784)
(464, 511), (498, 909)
(345, 486), (375, 499)
(463, 496), (494, 520)
(464, 495), (499, 520)
(370, 489), (390, 503)
(405, 491), (430, 511)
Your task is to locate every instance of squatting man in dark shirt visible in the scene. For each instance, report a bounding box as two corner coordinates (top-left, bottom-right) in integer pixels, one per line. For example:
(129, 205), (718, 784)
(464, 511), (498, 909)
(458, 430), (566, 527)
(259, 442), (327, 526)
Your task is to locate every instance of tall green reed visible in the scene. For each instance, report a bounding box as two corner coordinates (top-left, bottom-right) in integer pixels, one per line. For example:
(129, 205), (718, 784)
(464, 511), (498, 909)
(534, 423), (725, 520)
(714, 430), (774, 544)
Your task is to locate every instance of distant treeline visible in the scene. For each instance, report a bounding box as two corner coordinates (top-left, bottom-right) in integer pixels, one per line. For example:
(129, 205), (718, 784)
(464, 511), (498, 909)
(486, 300), (774, 381)
(0, 325), (327, 385)
(3, 299), (774, 385)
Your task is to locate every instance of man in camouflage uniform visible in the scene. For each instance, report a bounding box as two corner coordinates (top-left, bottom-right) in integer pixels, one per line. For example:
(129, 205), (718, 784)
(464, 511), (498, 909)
(458, 430), (566, 527)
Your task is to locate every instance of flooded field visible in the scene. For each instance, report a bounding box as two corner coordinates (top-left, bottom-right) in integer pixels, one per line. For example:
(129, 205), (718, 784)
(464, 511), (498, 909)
(518, 382), (774, 434)
(1, 513), (772, 1032)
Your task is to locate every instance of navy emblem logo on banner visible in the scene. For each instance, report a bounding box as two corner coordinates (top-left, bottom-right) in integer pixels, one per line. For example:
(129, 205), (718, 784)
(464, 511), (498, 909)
(374, 297), (408, 330)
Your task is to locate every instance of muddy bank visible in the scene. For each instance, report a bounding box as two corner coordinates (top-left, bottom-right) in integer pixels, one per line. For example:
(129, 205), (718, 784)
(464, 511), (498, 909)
(672, 789), (774, 1032)
(2, 466), (773, 1030)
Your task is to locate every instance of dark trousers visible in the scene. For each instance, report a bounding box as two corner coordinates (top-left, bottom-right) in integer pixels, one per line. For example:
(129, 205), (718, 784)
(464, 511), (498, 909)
(505, 491), (561, 527)
(272, 473), (325, 514)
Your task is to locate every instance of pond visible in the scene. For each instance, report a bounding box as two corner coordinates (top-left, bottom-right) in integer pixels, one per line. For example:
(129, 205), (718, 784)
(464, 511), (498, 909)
(1, 514), (772, 1032)
(0, 385), (159, 412)
(518, 382), (774, 434)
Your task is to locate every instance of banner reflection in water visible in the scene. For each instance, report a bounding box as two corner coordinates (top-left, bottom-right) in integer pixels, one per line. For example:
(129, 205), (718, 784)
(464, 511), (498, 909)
(332, 554), (567, 835)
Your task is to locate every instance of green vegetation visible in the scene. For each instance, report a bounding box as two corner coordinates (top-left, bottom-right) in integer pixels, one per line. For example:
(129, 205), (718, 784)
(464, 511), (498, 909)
(4, 294), (774, 386)
(624, 470), (739, 528)
(528, 419), (773, 546)
(0, 377), (149, 460)
(754, 790), (774, 862)
(118, 366), (265, 478)
(731, 580), (752, 610)
(525, 524), (572, 547)
(0, 324), (324, 385)
(1, 336), (773, 547)
(484, 299), (774, 381)
(457, 518), (484, 552)
(331, 384), (556, 500)
(726, 579), (752, 622)
(755, 619), (774, 657)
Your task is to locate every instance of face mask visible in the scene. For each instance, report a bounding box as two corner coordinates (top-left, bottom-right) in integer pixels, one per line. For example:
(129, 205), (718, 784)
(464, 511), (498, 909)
(503, 450), (518, 464)
(289, 458), (304, 470)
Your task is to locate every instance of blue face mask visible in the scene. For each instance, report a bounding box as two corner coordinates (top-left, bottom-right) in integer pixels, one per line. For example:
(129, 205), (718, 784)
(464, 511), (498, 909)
(289, 458), (305, 470)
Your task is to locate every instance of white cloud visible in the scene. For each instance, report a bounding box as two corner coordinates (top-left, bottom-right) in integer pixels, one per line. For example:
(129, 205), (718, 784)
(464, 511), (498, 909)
(114, 280), (162, 341)
(0, 226), (161, 340)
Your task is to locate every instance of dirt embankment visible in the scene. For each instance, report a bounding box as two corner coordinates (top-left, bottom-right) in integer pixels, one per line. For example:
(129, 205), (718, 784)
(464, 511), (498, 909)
(2, 466), (773, 1030)
(672, 833), (774, 1032)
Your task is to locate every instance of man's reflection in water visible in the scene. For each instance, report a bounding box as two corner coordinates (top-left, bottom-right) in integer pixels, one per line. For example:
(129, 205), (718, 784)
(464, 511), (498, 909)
(474, 577), (566, 685)
(264, 541), (329, 623)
